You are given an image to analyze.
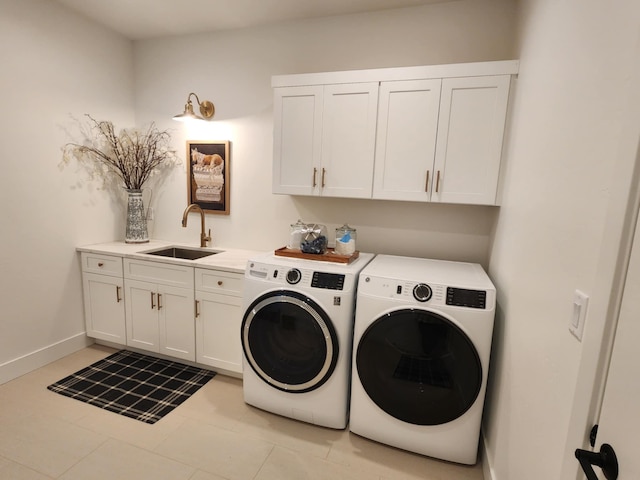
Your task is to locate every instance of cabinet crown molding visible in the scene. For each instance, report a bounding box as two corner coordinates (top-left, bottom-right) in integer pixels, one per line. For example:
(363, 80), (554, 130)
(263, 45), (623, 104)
(272, 60), (519, 88)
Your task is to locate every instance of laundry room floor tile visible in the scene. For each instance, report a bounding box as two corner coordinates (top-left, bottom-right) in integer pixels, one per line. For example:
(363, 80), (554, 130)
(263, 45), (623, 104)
(255, 445), (375, 480)
(0, 456), (52, 480)
(166, 373), (249, 432)
(0, 413), (107, 478)
(153, 417), (275, 480)
(327, 430), (484, 480)
(0, 345), (488, 480)
(58, 438), (196, 480)
(235, 404), (344, 458)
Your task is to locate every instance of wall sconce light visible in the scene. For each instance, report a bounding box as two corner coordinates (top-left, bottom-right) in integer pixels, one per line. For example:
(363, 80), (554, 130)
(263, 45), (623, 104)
(173, 92), (215, 121)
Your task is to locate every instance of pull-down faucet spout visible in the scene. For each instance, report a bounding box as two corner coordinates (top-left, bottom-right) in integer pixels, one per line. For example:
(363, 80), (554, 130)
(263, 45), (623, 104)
(182, 204), (211, 247)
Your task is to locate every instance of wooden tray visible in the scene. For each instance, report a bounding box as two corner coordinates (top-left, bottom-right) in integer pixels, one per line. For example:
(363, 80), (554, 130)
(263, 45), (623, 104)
(274, 247), (360, 264)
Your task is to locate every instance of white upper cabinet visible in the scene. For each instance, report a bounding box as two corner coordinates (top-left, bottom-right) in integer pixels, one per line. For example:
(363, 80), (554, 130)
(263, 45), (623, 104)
(272, 61), (518, 206)
(432, 75), (511, 205)
(272, 86), (323, 195)
(373, 79), (442, 201)
(320, 82), (379, 198)
(273, 82), (378, 198)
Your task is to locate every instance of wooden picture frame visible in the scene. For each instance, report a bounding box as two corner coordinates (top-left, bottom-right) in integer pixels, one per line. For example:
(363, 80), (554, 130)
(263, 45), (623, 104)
(186, 140), (230, 215)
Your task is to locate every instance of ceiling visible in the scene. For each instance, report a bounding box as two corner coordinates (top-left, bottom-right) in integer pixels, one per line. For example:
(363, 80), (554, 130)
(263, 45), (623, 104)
(54, 0), (451, 40)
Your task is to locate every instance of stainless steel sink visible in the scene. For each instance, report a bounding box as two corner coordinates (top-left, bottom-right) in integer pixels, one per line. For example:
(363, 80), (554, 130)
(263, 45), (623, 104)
(141, 246), (222, 260)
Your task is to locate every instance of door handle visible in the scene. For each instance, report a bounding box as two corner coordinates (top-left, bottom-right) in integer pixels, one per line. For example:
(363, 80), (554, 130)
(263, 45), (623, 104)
(150, 292), (156, 309)
(436, 170), (441, 193)
(157, 293), (162, 311)
(115, 286), (122, 303)
(312, 167), (317, 187)
(575, 444), (619, 480)
(321, 168), (326, 187)
(195, 300), (200, 318)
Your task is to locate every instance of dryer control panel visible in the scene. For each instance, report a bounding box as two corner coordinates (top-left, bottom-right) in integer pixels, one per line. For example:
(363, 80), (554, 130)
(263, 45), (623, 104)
(360, 276), (492, 310)
(446, 287), (487, 309)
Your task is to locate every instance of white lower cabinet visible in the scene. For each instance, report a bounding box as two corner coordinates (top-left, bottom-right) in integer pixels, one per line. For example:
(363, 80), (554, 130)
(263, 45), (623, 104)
(125, 279), (194, 361)
(195, 268), (244, 375)
(124, 259), (195, 362)
(80, 250), (248, 377)
(81, 253), (126, 343)
(82, 272), (126, 343)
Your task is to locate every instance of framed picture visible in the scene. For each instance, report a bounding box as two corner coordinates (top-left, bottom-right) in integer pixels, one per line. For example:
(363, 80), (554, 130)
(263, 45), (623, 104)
(186, 140), (230, 215)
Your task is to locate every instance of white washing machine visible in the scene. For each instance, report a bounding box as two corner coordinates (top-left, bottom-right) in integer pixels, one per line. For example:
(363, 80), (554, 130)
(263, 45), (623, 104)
(350, 254), (496, 464)
(241, 251), (374, 429)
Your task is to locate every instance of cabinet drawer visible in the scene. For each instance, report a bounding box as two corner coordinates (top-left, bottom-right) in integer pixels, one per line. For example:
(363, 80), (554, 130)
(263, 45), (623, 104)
(81, 252), (123, 277)
(124, 259), (194, 288)
(195, 268), (243, 296)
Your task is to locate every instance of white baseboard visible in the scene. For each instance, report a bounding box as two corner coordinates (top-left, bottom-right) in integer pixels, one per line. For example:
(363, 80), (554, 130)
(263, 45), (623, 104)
(481, 431), (497, 480)
(0, 333), (94, 385)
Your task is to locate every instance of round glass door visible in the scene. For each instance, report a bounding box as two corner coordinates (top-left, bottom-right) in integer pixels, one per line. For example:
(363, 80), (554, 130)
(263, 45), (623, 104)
(242, 291), (338, 393)
(356, 308), (482, 425)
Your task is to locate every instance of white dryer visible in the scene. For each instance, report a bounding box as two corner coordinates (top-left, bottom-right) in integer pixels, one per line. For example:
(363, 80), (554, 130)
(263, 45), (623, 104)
(350, 254), (496, 464)
(241, 252), (374, 429)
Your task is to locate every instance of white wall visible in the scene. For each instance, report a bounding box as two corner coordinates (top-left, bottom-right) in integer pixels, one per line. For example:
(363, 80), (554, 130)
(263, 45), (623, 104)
(484, 0), (640, 479)
(132, 0), (517, 266)
(6, 1), (637, 478)
(0, 0), (134, 380)
(0, 0), (517, 380)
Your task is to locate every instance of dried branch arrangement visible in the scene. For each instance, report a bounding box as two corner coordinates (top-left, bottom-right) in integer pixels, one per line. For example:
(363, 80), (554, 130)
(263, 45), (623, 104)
(61, 115), (178, 190)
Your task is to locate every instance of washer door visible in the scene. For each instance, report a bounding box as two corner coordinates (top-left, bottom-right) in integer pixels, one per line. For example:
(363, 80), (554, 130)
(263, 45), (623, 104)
(356, 308), (482, 425)
(242, 290), (339, 393)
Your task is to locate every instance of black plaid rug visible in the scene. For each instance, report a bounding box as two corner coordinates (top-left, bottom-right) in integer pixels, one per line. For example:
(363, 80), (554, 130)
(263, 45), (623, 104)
(47, 350), (215, 424)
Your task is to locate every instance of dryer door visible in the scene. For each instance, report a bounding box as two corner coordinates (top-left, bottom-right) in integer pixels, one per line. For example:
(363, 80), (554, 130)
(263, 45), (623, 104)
(356, 308), (482, 425)
(242, 290), (339, 393)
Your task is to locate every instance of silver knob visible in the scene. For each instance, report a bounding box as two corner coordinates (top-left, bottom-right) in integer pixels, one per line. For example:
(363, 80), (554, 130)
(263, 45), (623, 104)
(413, 283), (432, 302)
(286, 268), (302, 285)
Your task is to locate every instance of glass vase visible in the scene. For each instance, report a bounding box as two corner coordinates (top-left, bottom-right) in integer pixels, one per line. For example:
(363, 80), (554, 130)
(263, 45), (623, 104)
(125, 188), (149, 243)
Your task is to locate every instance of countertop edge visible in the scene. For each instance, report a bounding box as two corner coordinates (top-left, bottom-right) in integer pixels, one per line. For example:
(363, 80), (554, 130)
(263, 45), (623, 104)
(77, 241), (267, 274)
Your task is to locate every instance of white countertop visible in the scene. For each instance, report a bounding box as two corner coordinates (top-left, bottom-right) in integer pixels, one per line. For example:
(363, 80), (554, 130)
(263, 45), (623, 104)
(77, 240), (267, 274)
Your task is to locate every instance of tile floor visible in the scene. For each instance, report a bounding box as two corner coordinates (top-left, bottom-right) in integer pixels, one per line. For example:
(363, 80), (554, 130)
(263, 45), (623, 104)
(0, 345), (484, 480)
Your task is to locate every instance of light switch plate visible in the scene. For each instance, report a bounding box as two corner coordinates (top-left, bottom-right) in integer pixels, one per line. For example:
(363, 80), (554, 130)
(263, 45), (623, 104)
(569, 290), (589, 341)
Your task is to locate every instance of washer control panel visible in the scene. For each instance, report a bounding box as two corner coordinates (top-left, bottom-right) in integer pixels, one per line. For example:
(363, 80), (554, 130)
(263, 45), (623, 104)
(311, 271), (345, 290)
(247, 262), (351, 291)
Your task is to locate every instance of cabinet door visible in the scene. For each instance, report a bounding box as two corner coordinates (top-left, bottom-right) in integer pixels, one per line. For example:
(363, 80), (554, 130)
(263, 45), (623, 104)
(158, 285), (195, 362)
(125, 279), (160, 353)
(272, 85), (323, 195)
(320, 82), (379, 198)
(195, 291), (243, 374)
(373, 79), (442, 201)
(432, 75), (511, 205)
(82, 273), (125, 343)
